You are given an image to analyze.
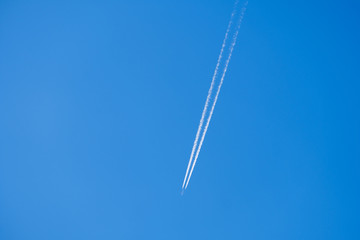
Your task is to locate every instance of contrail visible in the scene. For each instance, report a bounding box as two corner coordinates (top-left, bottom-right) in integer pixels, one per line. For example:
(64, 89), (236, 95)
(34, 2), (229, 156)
(181, 0), (239, 189)
(184, 2), (248, 190)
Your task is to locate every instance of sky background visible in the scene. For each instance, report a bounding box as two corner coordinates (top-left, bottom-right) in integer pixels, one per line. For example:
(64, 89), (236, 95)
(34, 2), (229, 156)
(0, 0), (359, 239)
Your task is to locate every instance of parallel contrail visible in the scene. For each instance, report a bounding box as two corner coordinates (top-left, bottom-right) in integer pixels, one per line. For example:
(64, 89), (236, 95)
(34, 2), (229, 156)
(184, 2), (248, 190)
(181, 1), (239, 189)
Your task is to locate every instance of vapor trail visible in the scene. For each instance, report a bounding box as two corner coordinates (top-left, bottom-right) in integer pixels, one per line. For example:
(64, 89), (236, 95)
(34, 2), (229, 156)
(181, 1), (239, 189)
(185, 2), (248, 189)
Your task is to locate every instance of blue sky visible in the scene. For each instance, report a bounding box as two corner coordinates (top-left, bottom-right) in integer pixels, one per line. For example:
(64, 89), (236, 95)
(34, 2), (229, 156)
(0, 0), (359, 239)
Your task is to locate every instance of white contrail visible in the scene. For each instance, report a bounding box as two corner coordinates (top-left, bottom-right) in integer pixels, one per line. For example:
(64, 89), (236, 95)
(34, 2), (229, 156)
(181, 1), (239, 189)
(185, 2), (248, 189)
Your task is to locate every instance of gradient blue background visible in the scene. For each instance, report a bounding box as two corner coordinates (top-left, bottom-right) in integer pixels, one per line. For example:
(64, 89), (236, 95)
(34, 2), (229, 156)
(1, 0), (359, 239)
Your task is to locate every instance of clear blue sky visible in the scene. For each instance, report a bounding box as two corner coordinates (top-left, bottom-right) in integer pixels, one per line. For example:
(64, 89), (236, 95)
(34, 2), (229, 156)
(0, 0), (359, 239)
